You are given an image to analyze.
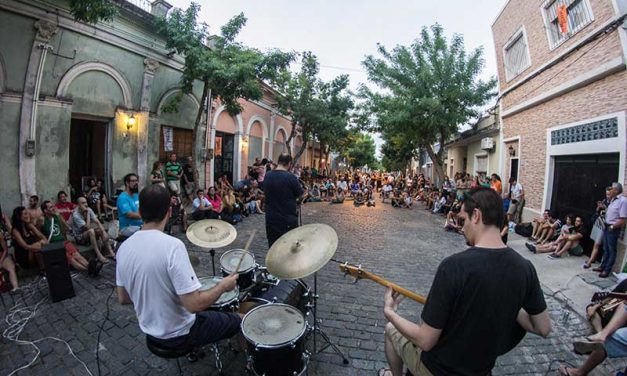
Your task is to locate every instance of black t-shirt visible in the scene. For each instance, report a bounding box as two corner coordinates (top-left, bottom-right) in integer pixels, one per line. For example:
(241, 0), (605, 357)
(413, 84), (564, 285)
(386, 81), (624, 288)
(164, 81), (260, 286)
(263, 170), (304, 225)
(183, 164), (194, 182)
(421, 247), (546, 376)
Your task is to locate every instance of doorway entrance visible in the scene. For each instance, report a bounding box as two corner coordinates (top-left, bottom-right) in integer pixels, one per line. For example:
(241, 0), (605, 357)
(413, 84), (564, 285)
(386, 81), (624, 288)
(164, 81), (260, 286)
(69, 118), (109, 198)
(214, 131), (234, 184)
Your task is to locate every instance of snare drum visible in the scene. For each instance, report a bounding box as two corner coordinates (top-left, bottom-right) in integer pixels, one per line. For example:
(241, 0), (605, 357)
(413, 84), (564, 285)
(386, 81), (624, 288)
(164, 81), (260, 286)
(220, 249), (256, 290)
(242, 304), (309, 376)
(199, 276), (239, 312)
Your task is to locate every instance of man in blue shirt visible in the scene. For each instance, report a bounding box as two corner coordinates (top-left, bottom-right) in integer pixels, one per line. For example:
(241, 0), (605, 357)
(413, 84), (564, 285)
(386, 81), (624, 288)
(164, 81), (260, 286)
(117, 173), (143, 237)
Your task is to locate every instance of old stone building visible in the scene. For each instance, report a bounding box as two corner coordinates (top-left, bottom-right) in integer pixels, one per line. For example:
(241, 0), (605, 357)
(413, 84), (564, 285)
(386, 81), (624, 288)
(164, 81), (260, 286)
(0, 0), (321, 210)
(492, 0), (627, 266)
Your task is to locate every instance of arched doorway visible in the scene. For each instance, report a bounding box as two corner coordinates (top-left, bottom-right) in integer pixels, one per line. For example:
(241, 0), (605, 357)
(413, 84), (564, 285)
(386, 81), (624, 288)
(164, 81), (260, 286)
(214, 110), (238, 184)
(273, 128), (287, 161)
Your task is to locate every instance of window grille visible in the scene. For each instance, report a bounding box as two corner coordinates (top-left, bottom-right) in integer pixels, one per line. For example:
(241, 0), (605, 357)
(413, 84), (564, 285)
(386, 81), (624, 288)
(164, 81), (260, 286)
(544, 0), (594, 49)
(504, 31), (531, 81)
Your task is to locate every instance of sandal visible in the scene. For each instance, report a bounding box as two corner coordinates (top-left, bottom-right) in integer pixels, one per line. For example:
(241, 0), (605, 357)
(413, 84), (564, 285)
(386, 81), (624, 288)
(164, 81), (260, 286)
(573, 340), (604, 355)
(378, 368), (393, 376)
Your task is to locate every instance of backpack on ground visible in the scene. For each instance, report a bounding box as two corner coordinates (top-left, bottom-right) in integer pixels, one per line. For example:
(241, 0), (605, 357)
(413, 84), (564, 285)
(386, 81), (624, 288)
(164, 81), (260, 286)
(514, 222), (533, 237)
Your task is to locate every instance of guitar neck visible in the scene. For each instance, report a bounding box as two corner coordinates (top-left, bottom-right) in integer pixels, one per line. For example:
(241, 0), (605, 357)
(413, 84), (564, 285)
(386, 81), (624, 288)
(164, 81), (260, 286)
(366, 273), (427, 304)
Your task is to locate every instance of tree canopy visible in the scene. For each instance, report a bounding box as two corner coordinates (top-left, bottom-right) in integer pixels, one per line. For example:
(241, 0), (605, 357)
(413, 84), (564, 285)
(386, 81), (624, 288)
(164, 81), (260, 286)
(341, 131), (378, 168)
(272, 52), (354, 164)
(360, 24), (496, 180)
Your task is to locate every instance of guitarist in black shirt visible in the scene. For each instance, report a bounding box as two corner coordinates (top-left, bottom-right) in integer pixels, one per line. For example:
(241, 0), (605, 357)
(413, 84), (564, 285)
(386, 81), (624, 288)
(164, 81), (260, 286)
(381, 187), (551, 376)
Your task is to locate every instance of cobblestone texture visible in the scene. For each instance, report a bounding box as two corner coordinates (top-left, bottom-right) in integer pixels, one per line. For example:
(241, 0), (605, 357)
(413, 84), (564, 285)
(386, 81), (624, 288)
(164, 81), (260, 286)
(1, 200), (626, 375)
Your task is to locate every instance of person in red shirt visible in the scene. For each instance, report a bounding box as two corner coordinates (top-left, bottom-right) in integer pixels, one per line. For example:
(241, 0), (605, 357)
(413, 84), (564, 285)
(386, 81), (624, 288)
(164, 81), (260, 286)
(54, 191), (76, 222)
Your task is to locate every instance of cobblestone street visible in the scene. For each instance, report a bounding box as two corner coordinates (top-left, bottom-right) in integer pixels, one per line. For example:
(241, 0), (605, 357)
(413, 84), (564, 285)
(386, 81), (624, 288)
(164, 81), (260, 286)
(1, 200), (625, 375)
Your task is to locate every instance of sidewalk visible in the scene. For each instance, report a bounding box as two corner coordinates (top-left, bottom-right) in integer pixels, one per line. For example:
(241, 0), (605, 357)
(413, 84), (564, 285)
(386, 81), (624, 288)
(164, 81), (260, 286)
(508, 232), (618, 317)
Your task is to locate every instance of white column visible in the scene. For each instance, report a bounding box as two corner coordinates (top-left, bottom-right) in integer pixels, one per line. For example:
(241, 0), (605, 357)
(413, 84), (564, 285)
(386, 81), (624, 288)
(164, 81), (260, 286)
(268, 112), (276, 160)
(234, 132), (242, 181)
(138, 57), (159, 188)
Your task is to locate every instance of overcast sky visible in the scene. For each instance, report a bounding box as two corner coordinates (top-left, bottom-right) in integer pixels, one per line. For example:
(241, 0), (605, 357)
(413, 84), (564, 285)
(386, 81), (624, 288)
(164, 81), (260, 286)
(167, 0), (506, 152)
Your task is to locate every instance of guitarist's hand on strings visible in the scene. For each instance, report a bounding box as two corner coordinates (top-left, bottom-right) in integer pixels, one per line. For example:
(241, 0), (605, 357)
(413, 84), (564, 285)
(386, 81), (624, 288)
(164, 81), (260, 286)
(384, 287), (405, 314)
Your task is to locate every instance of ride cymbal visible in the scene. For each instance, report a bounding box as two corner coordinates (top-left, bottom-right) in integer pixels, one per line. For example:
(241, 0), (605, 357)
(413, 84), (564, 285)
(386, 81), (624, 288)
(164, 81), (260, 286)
(186, 219), (237, 249)
(266, 223), (338, 279)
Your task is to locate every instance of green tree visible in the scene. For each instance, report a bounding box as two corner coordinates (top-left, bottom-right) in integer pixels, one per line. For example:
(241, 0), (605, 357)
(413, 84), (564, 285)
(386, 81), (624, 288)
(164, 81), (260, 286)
(360, 24), (496, 182)
(379, 131), (419, 172)
(344, 132), (377, 168)
(69, 0), (118, 23)
(273, 52), (353, 165)
(157, 3), (292, 165)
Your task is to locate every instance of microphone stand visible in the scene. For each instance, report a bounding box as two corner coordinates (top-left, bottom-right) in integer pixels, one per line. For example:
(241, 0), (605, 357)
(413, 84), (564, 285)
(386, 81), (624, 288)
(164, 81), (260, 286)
(298, 200), (349, 365)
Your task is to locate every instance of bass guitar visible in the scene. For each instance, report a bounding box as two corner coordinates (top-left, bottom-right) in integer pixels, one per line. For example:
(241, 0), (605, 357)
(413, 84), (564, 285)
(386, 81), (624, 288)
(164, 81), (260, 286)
(338, 262), (427, 304)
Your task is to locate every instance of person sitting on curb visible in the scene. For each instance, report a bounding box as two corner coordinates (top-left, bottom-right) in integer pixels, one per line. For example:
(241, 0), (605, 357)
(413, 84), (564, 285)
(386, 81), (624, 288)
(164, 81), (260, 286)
(192, 190), (218, 220)
(330, 188), (345, 204)
(0, 213), (19, 292)
(55, 191), (76, 222)
(525, 215), (573, 254)
(534, 212), (562, 245)
(529, 210), (550, 241)
(548, 216), (586, 259)
(72, 197), (116, 264)
(559, 303), (627, 376)
(40, 200), (91, 273)
(11, 207), (47, 273)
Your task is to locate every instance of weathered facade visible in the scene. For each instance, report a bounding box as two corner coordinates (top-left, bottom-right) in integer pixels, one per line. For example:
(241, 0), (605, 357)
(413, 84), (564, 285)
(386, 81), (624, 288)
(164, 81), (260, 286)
(492, 0), (627, 267)
(0, 0), (320, 210)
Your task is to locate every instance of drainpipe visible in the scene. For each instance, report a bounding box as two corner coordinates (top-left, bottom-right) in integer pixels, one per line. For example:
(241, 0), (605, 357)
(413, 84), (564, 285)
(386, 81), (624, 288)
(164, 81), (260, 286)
(27, 43), (52, 153)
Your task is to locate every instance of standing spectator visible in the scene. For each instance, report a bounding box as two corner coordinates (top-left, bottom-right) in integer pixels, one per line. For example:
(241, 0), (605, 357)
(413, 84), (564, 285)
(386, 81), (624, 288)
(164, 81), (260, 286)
(55, 191), (76, 222)
(85, 178), (105, 220)
(117, 173), (143, 237)
(490, 174), (502, 195)
(26, 195), (44, 228)
(150, 161), (166, 188)
(192, 190), (218, 220)
(507, 177), (524, 223)
(11, 207), (47, 273)
(595, 182), (627, 278)
(182, 156), (196, 204)
(72, 197), (115, 263)
(165, 153), (183, 195)
(585, 187), (612, 268)
(263, 154), (304, 246)
(257, 158), (268, 188)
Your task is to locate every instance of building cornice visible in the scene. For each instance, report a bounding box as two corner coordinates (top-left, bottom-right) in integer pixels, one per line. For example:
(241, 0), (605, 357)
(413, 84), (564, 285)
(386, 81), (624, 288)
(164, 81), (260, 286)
(0, 0), (186, 72)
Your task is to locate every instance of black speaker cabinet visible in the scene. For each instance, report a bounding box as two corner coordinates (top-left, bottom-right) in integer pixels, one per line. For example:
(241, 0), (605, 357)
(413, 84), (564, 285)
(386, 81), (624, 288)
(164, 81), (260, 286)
(41, 242), (76, 302)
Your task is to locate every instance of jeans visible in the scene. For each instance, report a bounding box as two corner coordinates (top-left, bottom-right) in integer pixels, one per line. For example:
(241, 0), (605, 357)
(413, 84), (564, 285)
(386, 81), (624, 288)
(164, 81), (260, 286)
(601, 227), (621, 273)
(266, 221), (298, 247)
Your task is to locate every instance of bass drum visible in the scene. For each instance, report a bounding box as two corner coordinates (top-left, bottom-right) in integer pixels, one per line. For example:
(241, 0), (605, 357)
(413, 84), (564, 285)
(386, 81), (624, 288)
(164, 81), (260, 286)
(240, 279), (309, 315)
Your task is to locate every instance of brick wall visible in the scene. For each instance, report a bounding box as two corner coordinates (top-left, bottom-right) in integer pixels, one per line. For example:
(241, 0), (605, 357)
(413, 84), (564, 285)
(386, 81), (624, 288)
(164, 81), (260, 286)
(492, 0), (618, 95)
(502, 69), (627, 211)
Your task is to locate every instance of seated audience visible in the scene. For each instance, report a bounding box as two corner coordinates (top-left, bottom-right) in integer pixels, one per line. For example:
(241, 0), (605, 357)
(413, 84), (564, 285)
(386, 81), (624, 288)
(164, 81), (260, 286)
(117, 173), (143, 237)
(391, 190), (403, 208)
(165, 194), (187, 234)
(305, 185), (322, 202)
(330, 188), (345, 204)
(526, 215), (573, 254)
(26, 195), (44, 228)
(192, 190), (218, 220)
(40, 200), (90, 273)
(586, 280), (627, 334)
(11, 206), (47, 273)
(0, 205), (18, 291)
(535, 213), (563, 244)
(530, 210), (550, 241)
(548, 216), (585, 259)
(72, 197), (115, 263)
(206, 187), (223, 216)
(402, 191), (413, 208)
(55, 191), (76, 222)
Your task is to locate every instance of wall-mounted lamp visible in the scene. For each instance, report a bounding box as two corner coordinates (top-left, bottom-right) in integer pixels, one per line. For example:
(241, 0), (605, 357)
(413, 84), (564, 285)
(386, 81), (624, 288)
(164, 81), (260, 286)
(508, 145), (516, 157)
(242, 135), (249, 144)
(127, 115), (136, 131)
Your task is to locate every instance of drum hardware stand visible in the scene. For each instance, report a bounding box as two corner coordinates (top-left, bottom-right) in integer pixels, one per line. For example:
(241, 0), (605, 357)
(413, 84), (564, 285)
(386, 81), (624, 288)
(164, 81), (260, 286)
(309, 271), (350, 365)
(209, 248), (217, 275)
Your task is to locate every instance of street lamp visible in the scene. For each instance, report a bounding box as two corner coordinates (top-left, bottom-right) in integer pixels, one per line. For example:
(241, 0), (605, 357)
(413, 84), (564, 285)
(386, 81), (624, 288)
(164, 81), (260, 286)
(127, 115), (136, 131)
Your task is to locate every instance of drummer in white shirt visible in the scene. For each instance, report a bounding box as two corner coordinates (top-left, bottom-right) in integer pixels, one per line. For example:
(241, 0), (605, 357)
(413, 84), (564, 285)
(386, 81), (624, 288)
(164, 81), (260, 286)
(116, 185), (240, 350)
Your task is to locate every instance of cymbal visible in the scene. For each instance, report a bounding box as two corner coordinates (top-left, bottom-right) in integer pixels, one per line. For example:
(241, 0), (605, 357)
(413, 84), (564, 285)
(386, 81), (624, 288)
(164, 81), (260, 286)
(266, 224), (338, 279)
(186, 219), (237, 249)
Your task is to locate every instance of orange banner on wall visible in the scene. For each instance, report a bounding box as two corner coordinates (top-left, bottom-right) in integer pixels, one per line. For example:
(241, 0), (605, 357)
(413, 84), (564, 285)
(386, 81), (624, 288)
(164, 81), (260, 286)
(557, 4), (569, 34)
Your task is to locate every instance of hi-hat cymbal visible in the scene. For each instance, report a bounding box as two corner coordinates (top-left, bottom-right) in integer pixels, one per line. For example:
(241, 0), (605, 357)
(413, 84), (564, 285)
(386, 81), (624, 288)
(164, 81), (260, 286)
(186, 219), (237, 249)
(266, 224), (338, 279)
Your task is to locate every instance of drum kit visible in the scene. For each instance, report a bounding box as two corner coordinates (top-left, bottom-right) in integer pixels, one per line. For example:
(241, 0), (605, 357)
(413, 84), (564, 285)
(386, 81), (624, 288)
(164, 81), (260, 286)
(186, 220), (349, 376)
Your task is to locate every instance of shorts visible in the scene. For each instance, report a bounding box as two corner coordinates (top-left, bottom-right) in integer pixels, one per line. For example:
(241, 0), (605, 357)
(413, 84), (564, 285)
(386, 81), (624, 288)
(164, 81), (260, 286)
(605, 327), (627, 358)
(148, 311), (241, 349)
(507, 201), (519, 215)
(167, 180), (180, 194)
(184, 182), (196, 196)
(385, 325), (433, 376)
(568, 244), (584, 256)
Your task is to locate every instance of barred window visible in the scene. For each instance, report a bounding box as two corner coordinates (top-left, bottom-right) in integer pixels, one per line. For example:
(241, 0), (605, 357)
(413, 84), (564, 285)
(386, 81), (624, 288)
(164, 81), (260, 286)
(504, 30), (531, 81)
(543, 0), (594, 50)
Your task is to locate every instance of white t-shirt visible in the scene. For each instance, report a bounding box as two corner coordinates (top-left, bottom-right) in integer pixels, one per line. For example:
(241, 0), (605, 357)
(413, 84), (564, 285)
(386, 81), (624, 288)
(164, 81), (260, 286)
(510, 182), (523, 201)
(192, 197), (212, 212)
(337, 181), (348, 191)
(116, 230), (201, 339)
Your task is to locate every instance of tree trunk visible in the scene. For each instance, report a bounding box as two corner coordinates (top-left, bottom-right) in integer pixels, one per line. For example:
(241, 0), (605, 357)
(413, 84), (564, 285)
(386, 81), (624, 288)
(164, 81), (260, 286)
(424, 144), (446, 187)
(285, 120), (298, 157)
(293, 139), (308, 166)
(192, 80), (209, 183)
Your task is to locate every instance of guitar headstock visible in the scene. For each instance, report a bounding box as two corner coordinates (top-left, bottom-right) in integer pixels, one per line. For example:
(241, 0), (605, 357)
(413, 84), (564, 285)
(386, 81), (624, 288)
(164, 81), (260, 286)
(338, 262), (366, 283)
(592, 291), (610, 303)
